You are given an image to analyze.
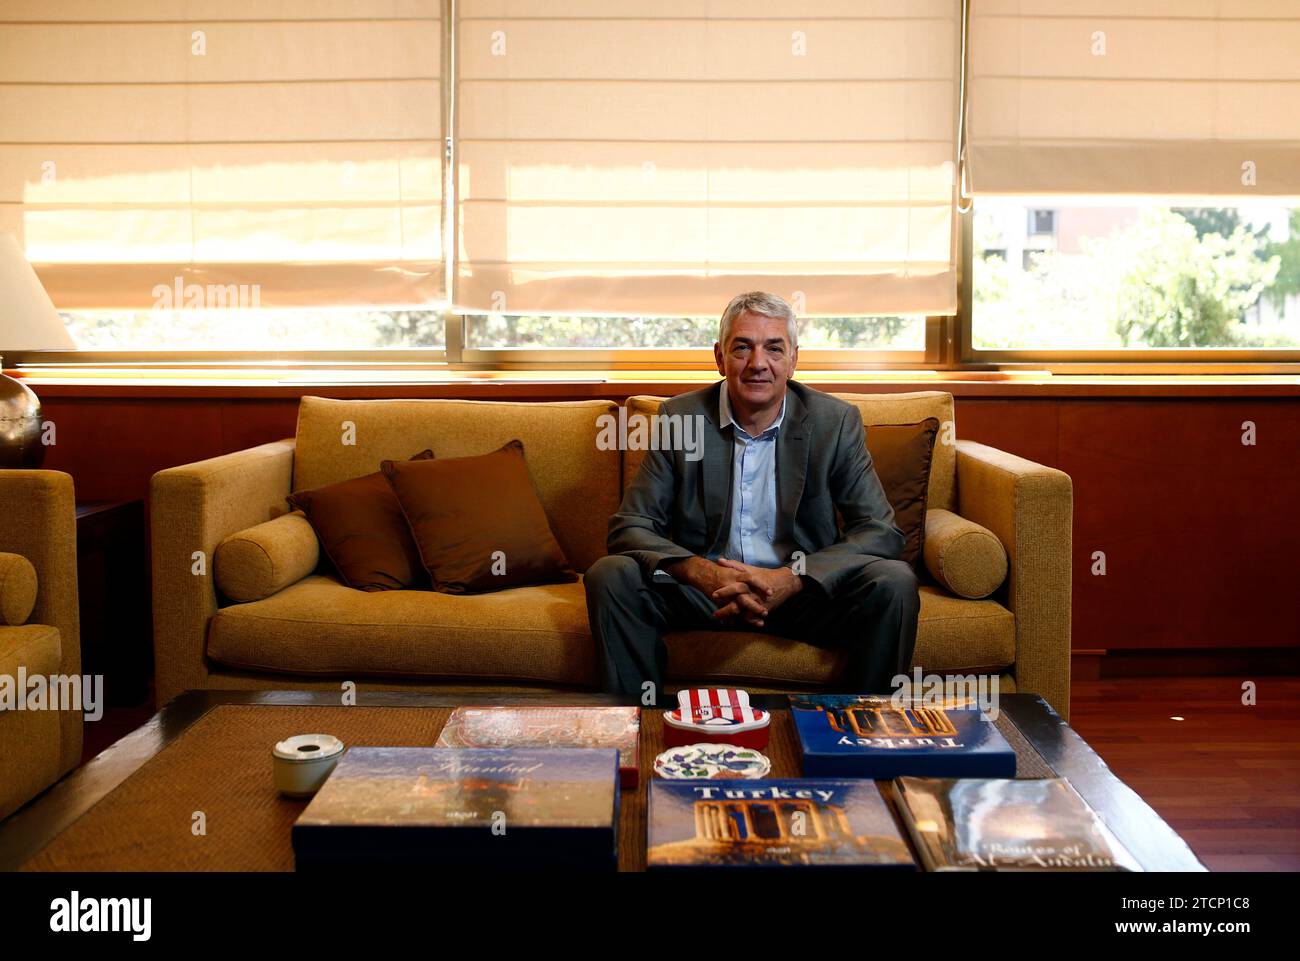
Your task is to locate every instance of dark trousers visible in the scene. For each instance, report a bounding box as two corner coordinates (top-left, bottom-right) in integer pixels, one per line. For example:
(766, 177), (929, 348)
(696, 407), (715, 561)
(584, 554), (919, 705)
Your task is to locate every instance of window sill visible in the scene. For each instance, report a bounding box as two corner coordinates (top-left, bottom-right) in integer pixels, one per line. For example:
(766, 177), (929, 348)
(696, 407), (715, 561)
(8, 366), (1300, 399)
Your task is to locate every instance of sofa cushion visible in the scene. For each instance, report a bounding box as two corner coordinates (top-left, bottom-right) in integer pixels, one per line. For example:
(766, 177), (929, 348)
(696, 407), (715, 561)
(215, 512), (320, 603)
(383, 440), (575, 594)
(665, 586), (1015, 685)
(0, 552), (38, 626)
(207, 578), (1011, 689)
(293, 396), (621, 572)
(863, 419), (939, 567)
(830, 391), (956, 512)
(924, 509), (1009, 600)
(0, 622), (62, 679)
(287, 449), (434, 592)
(206, 575), (598, 686)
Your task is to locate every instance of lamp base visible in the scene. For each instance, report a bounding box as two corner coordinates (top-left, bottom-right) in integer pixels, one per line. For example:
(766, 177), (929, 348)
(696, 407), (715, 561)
(0, 370), (46, 468)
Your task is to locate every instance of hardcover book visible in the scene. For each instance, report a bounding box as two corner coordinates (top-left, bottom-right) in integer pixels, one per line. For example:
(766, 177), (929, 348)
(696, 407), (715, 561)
(292, 747), (620, 871)
(647, 778), (915, 870)
(789, 694), (1017, 778)
(894, 777), (1140, 871)
(435, 706), (641, 788)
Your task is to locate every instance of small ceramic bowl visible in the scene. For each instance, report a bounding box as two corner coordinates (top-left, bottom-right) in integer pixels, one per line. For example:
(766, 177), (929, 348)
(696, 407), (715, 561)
(654, 743), (772, 780)
(272, 734), (345, 798)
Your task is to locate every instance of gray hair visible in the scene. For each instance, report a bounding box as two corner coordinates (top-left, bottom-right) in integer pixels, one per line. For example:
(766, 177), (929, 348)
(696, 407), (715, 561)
(718, 291), (798, 349)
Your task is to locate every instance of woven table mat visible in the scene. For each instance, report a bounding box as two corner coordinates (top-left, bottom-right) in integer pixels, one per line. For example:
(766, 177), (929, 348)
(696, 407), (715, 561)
(24, 705), (448, 872)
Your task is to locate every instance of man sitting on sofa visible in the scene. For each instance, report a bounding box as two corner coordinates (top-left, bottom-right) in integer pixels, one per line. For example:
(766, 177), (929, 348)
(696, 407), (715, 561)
(585, 291), (919, 704)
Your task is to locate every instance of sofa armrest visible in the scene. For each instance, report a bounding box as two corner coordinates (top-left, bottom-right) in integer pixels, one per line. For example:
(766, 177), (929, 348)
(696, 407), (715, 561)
(0, 470), (81, 771)
(954, 440), (1072, 720)
(151, 439), (295, 705)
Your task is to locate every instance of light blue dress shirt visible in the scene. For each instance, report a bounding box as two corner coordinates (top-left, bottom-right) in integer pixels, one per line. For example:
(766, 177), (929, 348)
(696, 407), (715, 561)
(713, 386), (786, 568)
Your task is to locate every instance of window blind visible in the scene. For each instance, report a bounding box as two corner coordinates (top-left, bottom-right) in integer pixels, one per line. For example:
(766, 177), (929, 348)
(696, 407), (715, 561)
(0, 0), (442, 309)
(456, 0), (961, 317)
(968, 0), (1300, 197)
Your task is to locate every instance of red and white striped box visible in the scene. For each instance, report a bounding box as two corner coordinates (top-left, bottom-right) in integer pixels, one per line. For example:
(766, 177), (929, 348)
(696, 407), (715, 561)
(662, 688), (771, 749)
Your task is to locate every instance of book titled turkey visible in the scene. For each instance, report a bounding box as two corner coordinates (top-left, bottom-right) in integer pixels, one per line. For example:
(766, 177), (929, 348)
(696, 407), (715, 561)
(436, 706), (641, 788)
(292, 747), (619, 871)
(894, 777), (1140, 871)
(789, 694), (1016, 778)
(647, 778), (915, 870)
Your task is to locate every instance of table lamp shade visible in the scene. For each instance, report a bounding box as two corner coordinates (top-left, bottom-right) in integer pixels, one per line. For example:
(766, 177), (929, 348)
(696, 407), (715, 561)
(0, 234), (76, 352)
(1, 233), (72, 468)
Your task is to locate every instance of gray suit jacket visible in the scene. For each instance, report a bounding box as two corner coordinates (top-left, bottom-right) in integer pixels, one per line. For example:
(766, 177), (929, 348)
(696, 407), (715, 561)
(608, 380), (905, 597)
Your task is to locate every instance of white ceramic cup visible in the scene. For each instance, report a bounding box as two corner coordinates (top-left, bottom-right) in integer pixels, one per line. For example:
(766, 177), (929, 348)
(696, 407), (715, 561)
(272, 734), (345, 798)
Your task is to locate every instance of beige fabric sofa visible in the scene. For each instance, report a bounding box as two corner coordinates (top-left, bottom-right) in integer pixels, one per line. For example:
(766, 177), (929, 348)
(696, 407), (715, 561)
(0, 470), (82, 820)
(152, 391), (1073, 718)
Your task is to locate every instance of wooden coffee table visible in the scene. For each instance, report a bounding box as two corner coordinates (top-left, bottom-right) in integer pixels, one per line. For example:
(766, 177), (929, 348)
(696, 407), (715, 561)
(0, 690), (1206, 872)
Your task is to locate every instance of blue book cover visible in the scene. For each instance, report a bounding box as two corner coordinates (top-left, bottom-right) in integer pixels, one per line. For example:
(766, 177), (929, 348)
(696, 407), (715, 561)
(789, 694), (1017, 779)
(647, 778), (915, 869)
(293, 747), (620, 870)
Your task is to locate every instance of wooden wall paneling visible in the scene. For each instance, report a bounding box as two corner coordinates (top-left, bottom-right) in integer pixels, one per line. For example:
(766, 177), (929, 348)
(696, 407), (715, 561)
(219, 400), (299, 455)
(954, 398), (1060, 467)
(38, 398), (225, 503)
(1060, 400), (1300, 651)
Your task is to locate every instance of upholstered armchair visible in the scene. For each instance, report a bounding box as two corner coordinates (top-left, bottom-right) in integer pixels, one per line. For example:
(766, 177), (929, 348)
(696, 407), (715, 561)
(0, 470), (82, 820)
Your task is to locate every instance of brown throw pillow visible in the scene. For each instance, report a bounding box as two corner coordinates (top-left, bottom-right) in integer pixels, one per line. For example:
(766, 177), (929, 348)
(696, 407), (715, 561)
(382, 440), (575, 594)
(864, 419), (940, 567)
(287, 449), (434, 592)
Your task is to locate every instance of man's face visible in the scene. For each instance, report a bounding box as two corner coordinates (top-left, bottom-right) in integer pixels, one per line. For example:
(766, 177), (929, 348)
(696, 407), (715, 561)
(713, 311), (797, 410)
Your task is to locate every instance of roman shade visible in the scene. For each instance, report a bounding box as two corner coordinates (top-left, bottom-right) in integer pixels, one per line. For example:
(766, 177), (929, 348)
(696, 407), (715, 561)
(0, 0), (443, 309)
(456, 0), (961, 316)
(968, 0), (1300, 196)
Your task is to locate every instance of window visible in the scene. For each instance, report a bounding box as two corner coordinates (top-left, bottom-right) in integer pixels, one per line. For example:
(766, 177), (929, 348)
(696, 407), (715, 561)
(965, 2), (1300, 362)
(1028, 209), (1057, 240)
(9, 1), (1300, 368)
(973, 199), (1300, 351)
(3, 2), (958, 363)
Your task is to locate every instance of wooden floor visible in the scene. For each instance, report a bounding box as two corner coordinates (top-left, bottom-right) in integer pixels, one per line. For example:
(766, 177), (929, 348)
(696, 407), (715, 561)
(82, 674), (1300, 872)
(1070, 676), (1300, 872)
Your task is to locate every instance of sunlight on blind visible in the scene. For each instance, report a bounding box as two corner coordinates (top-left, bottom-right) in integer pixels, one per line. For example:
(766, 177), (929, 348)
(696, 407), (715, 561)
(969, 0), (1300, 197)
(0, 0), (443, 308)
(456, 0), (960, 316)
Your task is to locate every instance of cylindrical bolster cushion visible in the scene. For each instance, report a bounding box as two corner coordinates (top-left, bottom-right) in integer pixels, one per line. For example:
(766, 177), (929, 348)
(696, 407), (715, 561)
(215, 512), (320, 603)
(0, 552), (38, 626)
(923, 509), (1009, 600)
